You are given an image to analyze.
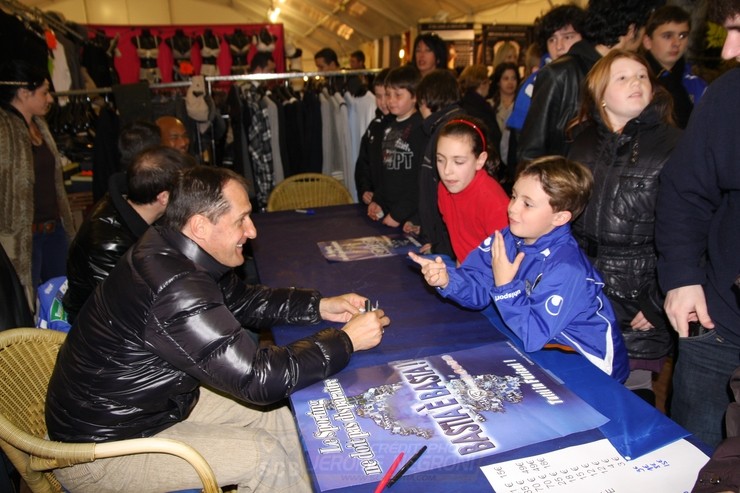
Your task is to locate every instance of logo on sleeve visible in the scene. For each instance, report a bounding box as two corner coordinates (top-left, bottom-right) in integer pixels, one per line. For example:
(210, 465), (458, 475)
(545, 295), (564, 316)
(478, 236), (493, 253)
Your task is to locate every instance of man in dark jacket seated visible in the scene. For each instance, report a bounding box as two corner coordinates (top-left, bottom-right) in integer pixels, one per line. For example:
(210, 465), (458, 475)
(46, 166), (390, 493)
(63, 144), (192, 322)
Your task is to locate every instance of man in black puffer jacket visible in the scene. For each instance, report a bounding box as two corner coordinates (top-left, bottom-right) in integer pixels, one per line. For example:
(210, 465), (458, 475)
(63, 145), (191, 323)
(46, 166), (390, 493)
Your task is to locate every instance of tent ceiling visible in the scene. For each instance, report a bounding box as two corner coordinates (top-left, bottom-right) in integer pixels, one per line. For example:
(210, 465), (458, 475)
(18, 0), (564, 63)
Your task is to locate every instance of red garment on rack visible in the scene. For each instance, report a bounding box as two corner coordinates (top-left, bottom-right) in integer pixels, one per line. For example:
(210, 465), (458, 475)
(86, 24), (285, 85)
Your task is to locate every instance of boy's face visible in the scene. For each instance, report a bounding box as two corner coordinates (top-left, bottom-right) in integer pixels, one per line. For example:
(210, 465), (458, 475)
(386, 86), (417, 119)
(508, 175), (568, 245)
(642, 21), (690, 70)
(546, 24), (582, 61)
(436, 135), (487, 194)
(374, 84), (389, 115)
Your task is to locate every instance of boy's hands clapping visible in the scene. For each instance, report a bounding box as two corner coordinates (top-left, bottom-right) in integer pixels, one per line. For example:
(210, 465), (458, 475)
(408, 252), (449, 289)
(491, 230), (524, 287)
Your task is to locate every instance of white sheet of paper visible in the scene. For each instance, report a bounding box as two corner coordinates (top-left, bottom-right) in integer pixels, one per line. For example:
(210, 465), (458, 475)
(481, 438), (709, 493)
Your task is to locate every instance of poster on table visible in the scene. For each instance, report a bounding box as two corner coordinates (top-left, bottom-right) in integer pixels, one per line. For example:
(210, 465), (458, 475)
(317, 234), (422, 262)
(292, 340), (609, 491)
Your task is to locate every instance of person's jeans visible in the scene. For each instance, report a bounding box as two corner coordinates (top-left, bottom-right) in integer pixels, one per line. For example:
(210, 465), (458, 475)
(31, 219), (68, 288)
(670, 330), (740, 448)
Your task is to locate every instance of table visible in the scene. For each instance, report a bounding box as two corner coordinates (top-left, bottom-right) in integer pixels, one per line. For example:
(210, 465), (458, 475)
(251, 204), (703, 492)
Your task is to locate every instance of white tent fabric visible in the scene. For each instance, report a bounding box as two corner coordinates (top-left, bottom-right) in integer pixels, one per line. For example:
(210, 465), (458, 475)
(18, 0), (584, 69)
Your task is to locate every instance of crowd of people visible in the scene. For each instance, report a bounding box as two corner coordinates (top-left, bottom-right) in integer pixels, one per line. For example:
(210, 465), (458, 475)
(0, 0), (738, 491)
(355, 0), (739, 489)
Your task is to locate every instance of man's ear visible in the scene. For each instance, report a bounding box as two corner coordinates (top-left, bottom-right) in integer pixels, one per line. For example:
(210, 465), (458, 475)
(552, 210), (572, 227)
(642, 33), (653, 51)
(186, 214), (210, 241)
(156, 190), (170, 207)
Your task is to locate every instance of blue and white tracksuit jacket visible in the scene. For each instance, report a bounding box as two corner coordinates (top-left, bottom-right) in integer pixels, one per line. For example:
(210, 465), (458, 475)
(439, 224), (629, 382)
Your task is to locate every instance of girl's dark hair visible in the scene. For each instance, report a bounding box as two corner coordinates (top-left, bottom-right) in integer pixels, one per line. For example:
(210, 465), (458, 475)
(411, 33), (448, 70)
(0, 60), (48, 107)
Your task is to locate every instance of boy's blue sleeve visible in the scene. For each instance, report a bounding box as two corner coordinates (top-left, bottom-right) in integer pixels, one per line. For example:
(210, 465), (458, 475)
(492, 258), (592, 353)
(439, 239), (495, 310)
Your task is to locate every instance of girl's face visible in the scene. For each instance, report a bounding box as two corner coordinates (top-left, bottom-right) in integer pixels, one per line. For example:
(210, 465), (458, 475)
(498, 69), (518, 98)
(386, 86), (416, 119)
(414, 41), (437, 75)
(374, 84), (389, 115)
(436, 134), (487, 194)
(602, 57), (652, 131)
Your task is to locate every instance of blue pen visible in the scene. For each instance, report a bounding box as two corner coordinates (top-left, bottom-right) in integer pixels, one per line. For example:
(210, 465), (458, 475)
(295, 209), (315, 215)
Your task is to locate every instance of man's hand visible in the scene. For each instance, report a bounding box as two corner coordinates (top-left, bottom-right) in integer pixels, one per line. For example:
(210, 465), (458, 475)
(491, 230), (523, 287)
(664, 284), (714, 337)
(342, 309), (390, 351)
(320, 294), (365, 323)
(408, 252), (449, 288)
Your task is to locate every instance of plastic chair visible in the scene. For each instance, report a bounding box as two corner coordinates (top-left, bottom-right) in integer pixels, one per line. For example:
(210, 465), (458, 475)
(0, 328), (221, 493)
(266, 172), (354, 212)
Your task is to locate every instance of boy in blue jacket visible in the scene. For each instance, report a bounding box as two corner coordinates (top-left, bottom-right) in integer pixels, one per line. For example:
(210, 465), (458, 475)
(410, 156), (629, 382)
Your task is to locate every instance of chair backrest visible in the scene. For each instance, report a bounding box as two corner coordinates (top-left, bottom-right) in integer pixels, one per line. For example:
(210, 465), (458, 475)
(266, 172), (354, 212)
(0, 328), (221, 493)
(0, 328), (66, 492)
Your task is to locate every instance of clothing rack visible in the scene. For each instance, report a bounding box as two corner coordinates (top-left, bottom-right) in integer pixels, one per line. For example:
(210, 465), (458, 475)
(51, 69), (382, 98)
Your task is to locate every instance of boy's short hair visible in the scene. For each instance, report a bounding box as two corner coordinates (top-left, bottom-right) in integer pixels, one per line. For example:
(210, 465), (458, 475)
(350, 50), (365, 64)
(416, 69), (460, 112)
(517, 156), (593, 220)
(582, 0), (663, 47)
(535, 4), (587, 51)
(645, 6), (691, 37)
(385, 65), (422, 96)
(372, 68), (391, 90)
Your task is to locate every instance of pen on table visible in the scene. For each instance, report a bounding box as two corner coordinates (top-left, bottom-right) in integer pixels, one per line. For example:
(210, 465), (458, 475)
(387, 445), (427, 488)
(373, 452), (404, 493)
(295, 208), (315, 215)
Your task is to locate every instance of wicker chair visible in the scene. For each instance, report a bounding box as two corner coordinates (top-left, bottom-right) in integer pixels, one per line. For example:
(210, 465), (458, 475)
(266, 172), (354, 212)
(0, 328), (221, 493)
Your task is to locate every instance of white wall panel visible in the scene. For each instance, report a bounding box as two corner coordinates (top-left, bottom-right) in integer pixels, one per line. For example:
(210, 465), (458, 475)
(122, 0), (171, 25)
(168, 0), (251, 24)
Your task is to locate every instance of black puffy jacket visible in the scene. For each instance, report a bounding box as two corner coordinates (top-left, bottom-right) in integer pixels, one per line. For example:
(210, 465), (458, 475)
(63, 173), (148, 322)
(46, 226), (353, 443)
(568, 103), (681, 360)
(518, 40), (601, 162)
